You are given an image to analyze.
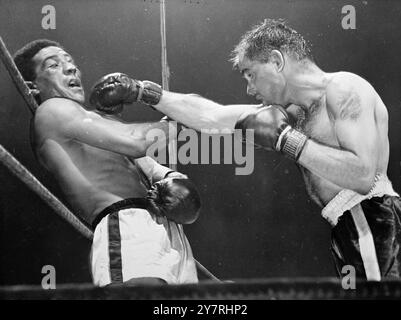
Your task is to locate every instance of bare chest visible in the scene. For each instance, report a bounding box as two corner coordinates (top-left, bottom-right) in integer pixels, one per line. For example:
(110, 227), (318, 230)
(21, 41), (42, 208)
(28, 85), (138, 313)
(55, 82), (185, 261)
(295, 104), (337, 146)
(42, 138), (144, 193)
(293, 103), (342, 206)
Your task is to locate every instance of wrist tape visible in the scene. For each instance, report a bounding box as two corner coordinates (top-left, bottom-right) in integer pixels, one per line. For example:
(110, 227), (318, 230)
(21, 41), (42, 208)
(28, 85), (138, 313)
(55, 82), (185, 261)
(276, 126), (308, 161)
(137, 81), (163, 105)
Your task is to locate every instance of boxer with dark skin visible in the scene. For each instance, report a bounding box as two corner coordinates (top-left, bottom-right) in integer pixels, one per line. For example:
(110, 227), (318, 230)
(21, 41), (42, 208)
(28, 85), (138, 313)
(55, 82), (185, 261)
(91, 19), (401, 280)
(13, 40), (200, 286)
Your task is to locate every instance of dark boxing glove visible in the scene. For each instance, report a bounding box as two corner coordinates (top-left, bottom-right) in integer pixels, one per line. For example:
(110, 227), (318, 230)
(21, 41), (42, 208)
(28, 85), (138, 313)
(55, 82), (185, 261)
(146, 177), (201, 224)
(235, 105), (308, 161)
(89, 72), (162, 114)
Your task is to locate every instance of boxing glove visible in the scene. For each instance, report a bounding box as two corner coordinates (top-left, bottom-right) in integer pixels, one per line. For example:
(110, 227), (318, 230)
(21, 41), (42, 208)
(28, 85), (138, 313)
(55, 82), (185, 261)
(146, 177), (201, 224)
(89, 72), (162, 114)
(235, 105), (308, 161)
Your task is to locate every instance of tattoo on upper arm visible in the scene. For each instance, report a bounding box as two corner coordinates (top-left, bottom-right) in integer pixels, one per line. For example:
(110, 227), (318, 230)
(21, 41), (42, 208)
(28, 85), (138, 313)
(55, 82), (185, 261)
(337, 90), (362, 121)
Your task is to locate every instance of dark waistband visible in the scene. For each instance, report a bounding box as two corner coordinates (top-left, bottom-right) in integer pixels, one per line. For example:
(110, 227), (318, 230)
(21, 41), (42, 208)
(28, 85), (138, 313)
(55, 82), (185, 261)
(92, 198), (148, 230)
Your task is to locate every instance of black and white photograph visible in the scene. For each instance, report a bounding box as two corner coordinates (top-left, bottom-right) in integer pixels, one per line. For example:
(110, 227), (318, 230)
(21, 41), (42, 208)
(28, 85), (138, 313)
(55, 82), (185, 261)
(0, 0), (400, 304)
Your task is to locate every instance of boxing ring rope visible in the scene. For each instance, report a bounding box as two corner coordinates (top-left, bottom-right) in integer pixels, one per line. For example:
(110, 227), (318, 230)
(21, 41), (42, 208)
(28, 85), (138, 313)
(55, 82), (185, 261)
(160, 0), (170, 92)
(0, 145), (93, 239)
(0, 37), (36, 114)
(2, 277), (401, 300)
(0, 36), (92, 239)
(160, 0), (178, 172)
(0, 35), (220, 282)
(158, 2), (220, 282)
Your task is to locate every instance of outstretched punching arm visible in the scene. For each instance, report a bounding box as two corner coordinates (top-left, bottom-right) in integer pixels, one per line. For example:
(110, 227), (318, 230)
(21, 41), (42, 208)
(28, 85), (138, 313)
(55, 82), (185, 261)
(89, 72), (261, 132)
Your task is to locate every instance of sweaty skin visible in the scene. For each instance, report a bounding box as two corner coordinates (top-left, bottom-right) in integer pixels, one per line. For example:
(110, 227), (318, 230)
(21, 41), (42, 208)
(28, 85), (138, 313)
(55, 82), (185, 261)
(31, 47), (170, 225)
(149, 58), (388, 208)
(34, 99), (170, 224)
(291, 72), (389, 206)
(239, 55), (388, 202)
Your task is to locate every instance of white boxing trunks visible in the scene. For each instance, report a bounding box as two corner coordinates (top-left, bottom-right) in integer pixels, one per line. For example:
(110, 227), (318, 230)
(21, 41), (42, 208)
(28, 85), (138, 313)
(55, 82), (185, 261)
(90, 198), (198, 286)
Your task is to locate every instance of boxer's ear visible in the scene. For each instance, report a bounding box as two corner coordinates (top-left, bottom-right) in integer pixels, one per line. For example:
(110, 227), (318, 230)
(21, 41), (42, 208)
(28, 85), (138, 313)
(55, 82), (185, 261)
(270, 50), (285, 73)
(25, 81), (40, 96)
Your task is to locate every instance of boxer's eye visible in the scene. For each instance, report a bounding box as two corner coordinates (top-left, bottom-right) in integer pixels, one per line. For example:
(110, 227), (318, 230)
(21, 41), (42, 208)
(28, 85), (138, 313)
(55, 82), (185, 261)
(244, 72), (253, 81)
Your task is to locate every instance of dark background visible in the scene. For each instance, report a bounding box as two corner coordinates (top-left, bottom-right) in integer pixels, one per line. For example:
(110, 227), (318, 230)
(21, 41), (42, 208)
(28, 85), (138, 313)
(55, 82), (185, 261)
(0, 0), (400, 285)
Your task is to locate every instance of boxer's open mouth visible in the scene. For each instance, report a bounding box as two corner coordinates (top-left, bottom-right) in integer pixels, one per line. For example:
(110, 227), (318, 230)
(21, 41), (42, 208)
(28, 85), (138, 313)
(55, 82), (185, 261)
(68, 78), (82, 88)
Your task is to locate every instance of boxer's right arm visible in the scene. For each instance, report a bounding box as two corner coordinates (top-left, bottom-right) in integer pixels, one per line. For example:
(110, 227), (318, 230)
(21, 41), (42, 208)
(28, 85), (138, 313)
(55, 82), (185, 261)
(155, 91), (261, 132)
(35, 98), (168, 158)
(147, 176), (201, 224)
(133, 156), (200, 224)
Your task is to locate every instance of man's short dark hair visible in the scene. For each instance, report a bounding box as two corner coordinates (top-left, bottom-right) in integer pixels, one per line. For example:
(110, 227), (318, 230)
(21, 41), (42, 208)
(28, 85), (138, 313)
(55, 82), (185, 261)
(13, 39), (62, 82)
(230, 19), (313, 67)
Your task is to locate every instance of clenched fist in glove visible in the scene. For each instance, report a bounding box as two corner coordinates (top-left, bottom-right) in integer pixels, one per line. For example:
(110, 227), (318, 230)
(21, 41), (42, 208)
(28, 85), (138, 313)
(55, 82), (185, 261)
(146, 177), (201, 224)
(235, 105), (308, 161)
(89, 72), (163, 114)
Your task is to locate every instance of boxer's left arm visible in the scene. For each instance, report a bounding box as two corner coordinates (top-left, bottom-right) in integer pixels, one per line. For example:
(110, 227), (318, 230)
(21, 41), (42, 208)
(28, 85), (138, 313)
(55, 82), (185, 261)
(297, 80), (378, 194)
(133, 156), (184, 188)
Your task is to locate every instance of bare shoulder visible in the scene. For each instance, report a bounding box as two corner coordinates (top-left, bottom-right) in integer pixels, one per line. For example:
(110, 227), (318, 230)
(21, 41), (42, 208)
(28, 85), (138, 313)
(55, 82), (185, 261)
(35, 98), (85, 124)
(34, 98), (88, 137)
(326, 72), (376, 120)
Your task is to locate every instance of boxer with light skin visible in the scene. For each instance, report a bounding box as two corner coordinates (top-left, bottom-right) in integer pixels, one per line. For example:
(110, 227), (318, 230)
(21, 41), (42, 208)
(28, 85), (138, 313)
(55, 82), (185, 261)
(13, 39), (200, 287)
(91, 19), (401, 280)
